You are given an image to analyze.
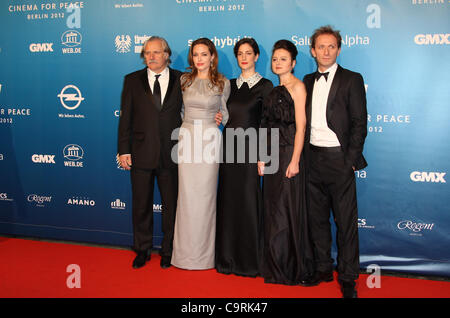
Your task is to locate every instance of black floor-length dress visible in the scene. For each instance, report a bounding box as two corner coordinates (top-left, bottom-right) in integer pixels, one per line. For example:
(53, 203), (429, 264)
(216, 77), (273, 277)
(261, 85), (314, 285)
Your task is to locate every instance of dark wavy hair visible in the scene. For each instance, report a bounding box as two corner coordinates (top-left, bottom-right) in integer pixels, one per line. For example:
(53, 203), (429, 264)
(233, 37), (260, 57)
(310, 25), (342, 49)
(182, 37), (226, 93)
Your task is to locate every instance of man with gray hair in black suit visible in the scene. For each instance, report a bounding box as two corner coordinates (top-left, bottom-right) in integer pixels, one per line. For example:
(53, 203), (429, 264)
(118, 36), (183, 269)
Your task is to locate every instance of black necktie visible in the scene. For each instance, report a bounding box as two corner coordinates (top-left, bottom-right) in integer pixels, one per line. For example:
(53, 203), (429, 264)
(153, 74), (162, 110)
(315, 71), (329, 82)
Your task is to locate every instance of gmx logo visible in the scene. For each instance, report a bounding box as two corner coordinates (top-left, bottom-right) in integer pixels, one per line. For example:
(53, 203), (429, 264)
(410, 171), (446, 183)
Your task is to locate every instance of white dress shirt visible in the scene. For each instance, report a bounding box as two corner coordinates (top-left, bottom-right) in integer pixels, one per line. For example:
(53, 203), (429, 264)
(310, 63), (341, 147)
(147, 66), (169, 104)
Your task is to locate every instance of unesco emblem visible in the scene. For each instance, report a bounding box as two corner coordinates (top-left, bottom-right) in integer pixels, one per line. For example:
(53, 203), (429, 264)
(61, 30), (82, 47)
(58, 85), (84, 110)
(63, 144), (84, 161)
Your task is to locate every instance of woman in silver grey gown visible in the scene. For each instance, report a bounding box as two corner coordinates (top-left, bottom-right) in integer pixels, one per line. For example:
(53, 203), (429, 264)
(171, 38), (230, 270)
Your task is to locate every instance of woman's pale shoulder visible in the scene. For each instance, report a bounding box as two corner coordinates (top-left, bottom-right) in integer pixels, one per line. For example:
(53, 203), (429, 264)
(292, 78), (306, 92)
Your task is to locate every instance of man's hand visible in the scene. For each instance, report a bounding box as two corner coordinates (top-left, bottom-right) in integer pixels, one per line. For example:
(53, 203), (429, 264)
(119, 154), (132, 170)
(215, 111), (223, 126)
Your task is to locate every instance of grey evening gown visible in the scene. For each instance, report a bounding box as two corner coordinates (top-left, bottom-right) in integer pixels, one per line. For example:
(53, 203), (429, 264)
(171, 76), (230, 270)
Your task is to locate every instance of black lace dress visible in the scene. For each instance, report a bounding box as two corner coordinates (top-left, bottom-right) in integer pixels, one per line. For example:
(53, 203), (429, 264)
(260, 85), (314, 285)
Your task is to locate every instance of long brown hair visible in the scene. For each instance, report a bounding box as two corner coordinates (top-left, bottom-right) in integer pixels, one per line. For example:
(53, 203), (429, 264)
(181, 37), (226, 93)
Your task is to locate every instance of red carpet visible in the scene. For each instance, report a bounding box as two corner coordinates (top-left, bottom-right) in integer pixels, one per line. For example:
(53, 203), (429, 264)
(1, 237), (449, 298)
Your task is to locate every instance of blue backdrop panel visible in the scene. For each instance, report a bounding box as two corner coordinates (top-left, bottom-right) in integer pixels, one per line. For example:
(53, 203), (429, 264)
(0, 0), (449, 277)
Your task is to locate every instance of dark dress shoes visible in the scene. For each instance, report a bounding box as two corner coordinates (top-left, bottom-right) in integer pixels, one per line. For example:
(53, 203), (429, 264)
(299, 271), (334, 287)
(160, 256), (172, 269)
(132, 250), (151, 269)
(340, 281), (358, 298)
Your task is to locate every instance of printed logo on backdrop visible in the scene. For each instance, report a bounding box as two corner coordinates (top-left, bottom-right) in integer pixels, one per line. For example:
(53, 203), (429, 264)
(115, 35), (151, 54)
(113, 3), (144, 9)
(188, 36), (251, 49)
(355, 170), (367, 179)
(397, 220), (435, 237)
(0, 153), (4, 161)
(8, 2), (83, 23)
(293, 4), (379, 48)
(366, 113), (411, 134)
(29, 43), (54, 53)
(0, 103), (31, 125)
(115, 35), (132, 53)
(0, 85), (32, 125)
(358, 218), (375, 229)
(111, 199), (126, 210)
(61, 30), (82, 54)
(414, 34), (450, 45)
(67, 196), (95, 206)
(411, 0), (447, 6)
(32, 154), (56, 164)
(58, 85), (85, 119)
(63, 144), (84, 167)
(292, 34), (371, 49)
(175, 0), (247, 13)
(27, 194), (52, 207)
(366, 4), (381, 29)
(410, 171), (446, 183)
(154, 204), (162, 213)
(0, 193), (14, 202)
(62, 30), (82, 47)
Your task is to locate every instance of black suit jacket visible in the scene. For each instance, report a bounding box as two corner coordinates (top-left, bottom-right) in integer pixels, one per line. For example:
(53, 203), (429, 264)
(303, 65), (368, 171)
(118, 67), (183, 170)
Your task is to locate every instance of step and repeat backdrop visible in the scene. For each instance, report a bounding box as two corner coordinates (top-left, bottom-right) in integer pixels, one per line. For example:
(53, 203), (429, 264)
(0, 0), (449, 277)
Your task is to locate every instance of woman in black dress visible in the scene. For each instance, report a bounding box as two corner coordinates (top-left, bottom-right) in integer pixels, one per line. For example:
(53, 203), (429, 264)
(215, 38), (273, 277)
(258, 40), (314, 285)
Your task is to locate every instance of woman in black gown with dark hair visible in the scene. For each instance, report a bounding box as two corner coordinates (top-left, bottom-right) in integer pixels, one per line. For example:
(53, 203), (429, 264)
(215, 38), (273, 277)
(258, 40), (314, 285)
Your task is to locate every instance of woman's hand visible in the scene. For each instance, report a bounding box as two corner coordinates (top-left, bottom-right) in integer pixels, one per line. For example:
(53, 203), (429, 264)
(215, 111), (223, 126)
(258, 161), (265, 176)
(285, 161), (299, 178)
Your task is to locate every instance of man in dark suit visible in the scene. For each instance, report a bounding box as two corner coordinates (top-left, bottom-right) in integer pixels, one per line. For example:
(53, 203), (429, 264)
(301, 26), (367, 298)
(118, 36), (182, 269)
